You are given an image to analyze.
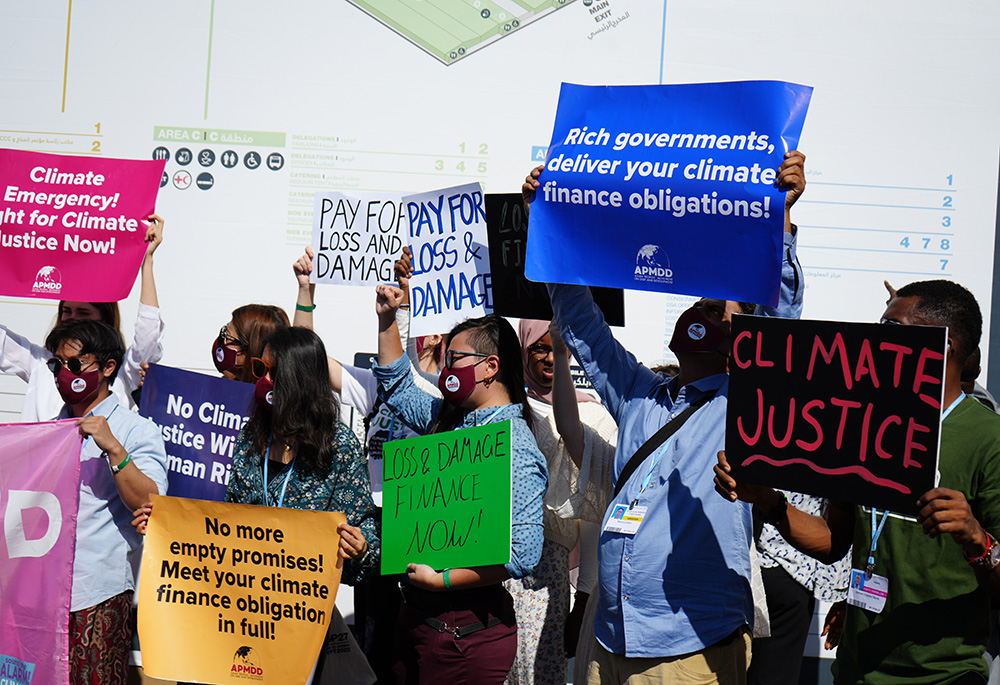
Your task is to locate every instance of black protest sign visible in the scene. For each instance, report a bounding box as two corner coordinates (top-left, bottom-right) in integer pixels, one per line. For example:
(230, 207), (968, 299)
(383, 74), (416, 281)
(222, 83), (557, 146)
(485, 193), (625, 325)
(726, 315), (946, 516)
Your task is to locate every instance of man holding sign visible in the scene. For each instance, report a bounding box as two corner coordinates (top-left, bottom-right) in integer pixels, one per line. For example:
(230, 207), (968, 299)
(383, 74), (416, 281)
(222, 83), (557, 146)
(715, 280), (1000, 684)
(524, 146), (805, 684)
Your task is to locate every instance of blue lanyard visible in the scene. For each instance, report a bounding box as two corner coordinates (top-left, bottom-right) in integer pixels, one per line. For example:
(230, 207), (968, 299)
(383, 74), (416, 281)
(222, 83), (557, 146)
(476, 406), (506, 425)
(262, 436), (296, 508)
(868, 392), (965, 577)
(632, 436), (676, 507)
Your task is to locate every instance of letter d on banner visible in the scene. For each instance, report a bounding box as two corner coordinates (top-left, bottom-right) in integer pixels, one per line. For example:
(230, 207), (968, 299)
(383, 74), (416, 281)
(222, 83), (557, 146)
(4, 490), (62, 558)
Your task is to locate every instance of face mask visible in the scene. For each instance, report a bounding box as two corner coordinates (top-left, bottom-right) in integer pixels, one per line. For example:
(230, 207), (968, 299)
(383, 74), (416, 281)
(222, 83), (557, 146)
(54, 365), (101, 405)
(668, 306), (728, 354)
(213, 336), (240, 374)
(254, 376), (275, 408)
(437, 360), (489, 406)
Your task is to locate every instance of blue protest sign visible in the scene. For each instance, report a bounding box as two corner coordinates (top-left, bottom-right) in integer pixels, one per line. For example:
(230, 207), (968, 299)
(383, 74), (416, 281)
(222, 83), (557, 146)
(139, 364), (253, 501)
(525, 81), (812, 306)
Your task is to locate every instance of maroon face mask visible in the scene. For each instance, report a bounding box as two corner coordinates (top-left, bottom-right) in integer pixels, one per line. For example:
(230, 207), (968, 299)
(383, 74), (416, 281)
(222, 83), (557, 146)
(54, 365), (101, 405)
(212, 336), (241, 374)
(437, 361), (487, 406)
(668, 306), (729, 354)
(254, 376), (275, 408)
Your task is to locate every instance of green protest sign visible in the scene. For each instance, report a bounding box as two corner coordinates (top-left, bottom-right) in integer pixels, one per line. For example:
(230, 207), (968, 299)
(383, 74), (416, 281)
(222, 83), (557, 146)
(381, 421), (512, 574)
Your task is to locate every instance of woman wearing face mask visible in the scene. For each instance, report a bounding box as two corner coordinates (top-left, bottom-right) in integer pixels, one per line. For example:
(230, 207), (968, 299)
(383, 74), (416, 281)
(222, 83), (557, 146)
(0, 214), (166, 420)
(503, 320), (618, 685)
(372, 284), (547, 685)
(210, 304), (290, 382)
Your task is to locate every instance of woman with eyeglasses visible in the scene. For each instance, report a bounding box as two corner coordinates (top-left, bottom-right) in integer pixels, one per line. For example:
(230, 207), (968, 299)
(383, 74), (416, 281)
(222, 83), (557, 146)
(371, 284), (547, 685)
(211, 304), (290, 382)
(0, 214), (166, 420)
(508, 320), (618, 685)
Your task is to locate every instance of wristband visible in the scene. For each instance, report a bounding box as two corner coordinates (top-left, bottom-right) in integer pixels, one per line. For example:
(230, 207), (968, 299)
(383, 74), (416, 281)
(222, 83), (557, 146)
(442, 568), (452, 590)
(398, 304), (410, 310)
(110, 452), (131, 475)
(295, 303), (316, 312)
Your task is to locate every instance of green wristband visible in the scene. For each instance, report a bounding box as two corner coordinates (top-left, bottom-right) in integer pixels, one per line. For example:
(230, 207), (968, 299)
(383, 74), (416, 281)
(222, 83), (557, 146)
(442, 568), (452, 590)
(110, 452), (131, 475)
(295, 303), (316, 312)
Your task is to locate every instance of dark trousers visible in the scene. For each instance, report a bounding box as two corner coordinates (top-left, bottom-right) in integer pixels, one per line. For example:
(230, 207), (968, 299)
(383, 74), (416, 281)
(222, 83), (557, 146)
(355, 572), (405, 684)
(393, 584), (517, 685)
(748, 566), (815, 685)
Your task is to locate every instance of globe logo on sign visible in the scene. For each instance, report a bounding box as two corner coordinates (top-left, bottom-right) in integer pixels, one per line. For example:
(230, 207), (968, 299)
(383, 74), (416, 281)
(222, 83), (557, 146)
(31, 266), (63, 294)
(71, 377), (87, 392)
(445, 374), (461, 392)
(634, 245), (673, 284)
(687, 323), (707, 340)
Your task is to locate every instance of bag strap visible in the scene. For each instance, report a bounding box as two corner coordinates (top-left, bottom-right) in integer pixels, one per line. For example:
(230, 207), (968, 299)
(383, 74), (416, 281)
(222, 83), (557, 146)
(612, 389), (718, 498)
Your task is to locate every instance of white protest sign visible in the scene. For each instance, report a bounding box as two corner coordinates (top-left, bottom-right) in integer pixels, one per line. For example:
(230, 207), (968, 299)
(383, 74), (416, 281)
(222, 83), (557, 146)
(310, 191), (407, 286)
(404, 182), (493, 336)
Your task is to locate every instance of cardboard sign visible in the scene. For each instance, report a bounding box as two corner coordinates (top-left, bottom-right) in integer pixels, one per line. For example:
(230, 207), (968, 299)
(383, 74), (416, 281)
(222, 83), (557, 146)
(485, 193), (625, 325)
(726, 316), (946, 515)
(405, 182), (492, 336)
(0, 149), (165, 301)
(138, 495), (345, 684)
(310, 191), (407, 286)
(525, 81), (812, 306)
(139, 364), (254, 501)
(0, 421), (82, 685)
(380, 421), (512, 573)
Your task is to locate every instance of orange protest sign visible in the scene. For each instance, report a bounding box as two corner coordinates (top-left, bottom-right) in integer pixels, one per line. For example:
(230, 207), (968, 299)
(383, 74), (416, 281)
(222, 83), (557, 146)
(138, 495), (345, 684)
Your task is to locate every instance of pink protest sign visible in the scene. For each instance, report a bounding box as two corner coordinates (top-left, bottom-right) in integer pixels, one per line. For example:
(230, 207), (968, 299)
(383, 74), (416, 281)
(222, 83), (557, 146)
(0, 420), (82, 685)
(0, 149), (165, 301)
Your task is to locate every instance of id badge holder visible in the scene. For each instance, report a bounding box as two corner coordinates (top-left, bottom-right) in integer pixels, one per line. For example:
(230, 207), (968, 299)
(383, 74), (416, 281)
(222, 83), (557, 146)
(603, 503), (647, 535)
(846, 568), (888, 613)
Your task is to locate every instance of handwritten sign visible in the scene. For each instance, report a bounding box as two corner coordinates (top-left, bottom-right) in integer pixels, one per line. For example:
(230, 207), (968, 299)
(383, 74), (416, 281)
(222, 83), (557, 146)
(726, 316), (946, 515)
(310, 191), (406, 286)
(380, 421), (512, 573)
(138, 495), (344, 684)
(525, 81), (812, 306)
(139, 364), (254, 501)
(485, 193), (625, 325)
(0, 149), (165, 301)
(405, 182), (492, 336)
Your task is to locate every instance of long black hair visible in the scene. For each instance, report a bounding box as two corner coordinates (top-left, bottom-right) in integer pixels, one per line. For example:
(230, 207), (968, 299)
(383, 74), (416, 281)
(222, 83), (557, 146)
(243, 326), (339, 475)
(431, 314), (533, 433)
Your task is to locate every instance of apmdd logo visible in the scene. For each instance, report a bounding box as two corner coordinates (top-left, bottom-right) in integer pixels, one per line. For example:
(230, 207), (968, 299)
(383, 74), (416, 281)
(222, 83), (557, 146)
(31, 266), (63, 295)
(230, 646), (263, 680)
(634, 245), (673, 284)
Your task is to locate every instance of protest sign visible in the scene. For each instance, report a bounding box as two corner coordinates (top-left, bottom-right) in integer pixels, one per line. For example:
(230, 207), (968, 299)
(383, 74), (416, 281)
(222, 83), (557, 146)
(139, 364), (254, 501)
(310, 191), (407, 286)
(485, 193), (625, 325)
(525, 81), (812, 307)
(405, 182), (492, 336)
(726, 316), (946, 515)
(381, 421), (512, 573)
(0, 420), (83, 685)
(0, 149), (165, 301)
(138, 495), (345, 684)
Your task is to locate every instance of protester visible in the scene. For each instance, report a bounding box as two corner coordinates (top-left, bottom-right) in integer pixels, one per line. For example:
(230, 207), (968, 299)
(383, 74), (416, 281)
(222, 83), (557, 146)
(523, 150), (806, 684)
(715, 279), (1000, 684)
(212, 303), (290, 382)
(1, 214), (165, 419)
(504, 319), (616, 685)
(372, 284), (547, 684)
(47, 319), (168, 683)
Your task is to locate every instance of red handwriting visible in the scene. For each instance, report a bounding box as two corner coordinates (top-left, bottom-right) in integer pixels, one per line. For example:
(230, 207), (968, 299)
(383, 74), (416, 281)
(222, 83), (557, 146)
(740, 454), (911, 494)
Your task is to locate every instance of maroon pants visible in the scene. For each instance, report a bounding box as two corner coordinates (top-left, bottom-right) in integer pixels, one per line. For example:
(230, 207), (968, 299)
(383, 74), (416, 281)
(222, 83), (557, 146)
(393, 584), (517, 685)
(68, 591), (132, 685)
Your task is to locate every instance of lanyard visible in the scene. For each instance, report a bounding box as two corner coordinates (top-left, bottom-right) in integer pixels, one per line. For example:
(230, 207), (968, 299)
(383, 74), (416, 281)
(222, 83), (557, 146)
(868, 392), (965, 577)
(476, 406), (506, 426)
(632, 436), (676, 507)
(262, 436), (296, 509)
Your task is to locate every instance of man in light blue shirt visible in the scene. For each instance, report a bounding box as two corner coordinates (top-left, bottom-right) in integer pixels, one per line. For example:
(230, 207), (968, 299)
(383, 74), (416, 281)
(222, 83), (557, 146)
(47, 320), (168, 683)
(523, 150), (806, 684)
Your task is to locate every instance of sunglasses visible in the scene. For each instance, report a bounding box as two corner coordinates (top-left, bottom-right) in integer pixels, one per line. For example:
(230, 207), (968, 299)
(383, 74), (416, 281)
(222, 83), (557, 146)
(444, 350), (490, 368)
(46, 356), (99, 376)
(219, 324), (243, 347)
(250, 357), (273, 379)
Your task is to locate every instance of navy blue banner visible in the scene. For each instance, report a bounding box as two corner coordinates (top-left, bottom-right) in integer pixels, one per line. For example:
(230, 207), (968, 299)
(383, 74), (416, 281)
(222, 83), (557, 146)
(139, 364), (253, 501)
(525, 81), (812, 306)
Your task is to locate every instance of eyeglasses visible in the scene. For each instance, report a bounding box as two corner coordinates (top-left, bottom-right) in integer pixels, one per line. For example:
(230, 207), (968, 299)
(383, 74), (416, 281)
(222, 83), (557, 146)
(444, 350), (490, 368)
(250, 357), (273, 379)
(879, 318), (902, 325)
(527, 343), (554, 360)
(46, 356), (99, 376)
(219, 324), (243, 347)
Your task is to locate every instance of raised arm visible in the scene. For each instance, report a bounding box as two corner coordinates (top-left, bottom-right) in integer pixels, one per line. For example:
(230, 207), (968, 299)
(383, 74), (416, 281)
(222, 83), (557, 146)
(291, 247), (345, 393)
(756, 151), (807, 320)
(550, 320), (585, 468)
(119, 214), (165, 396)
